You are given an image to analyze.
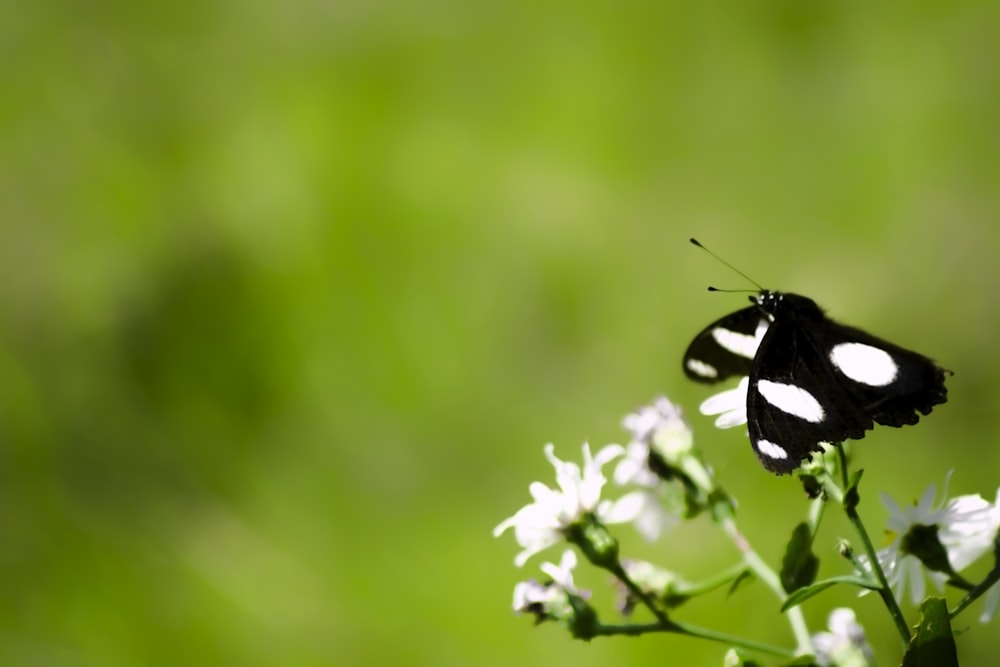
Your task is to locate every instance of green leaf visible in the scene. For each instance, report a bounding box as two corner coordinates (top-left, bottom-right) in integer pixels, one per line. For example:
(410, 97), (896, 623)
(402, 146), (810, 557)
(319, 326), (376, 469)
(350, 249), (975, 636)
(781, 522), (819, 594)
(780, 575), (880, 612)
(726, 568), (755, 599)
(902, 597), (957, 667)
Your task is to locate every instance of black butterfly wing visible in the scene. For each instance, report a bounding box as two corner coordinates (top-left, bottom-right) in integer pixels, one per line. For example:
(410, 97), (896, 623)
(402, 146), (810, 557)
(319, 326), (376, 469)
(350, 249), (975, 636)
(821, 321), (949, 428)
(682, 305), (769, 384)
(747, 318), (875, 473)
(746, 305), (949, 474)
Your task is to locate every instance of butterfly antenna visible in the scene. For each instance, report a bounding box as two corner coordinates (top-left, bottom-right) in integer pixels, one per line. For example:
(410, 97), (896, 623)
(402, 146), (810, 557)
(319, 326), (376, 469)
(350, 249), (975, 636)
(690, 238), (764, 291)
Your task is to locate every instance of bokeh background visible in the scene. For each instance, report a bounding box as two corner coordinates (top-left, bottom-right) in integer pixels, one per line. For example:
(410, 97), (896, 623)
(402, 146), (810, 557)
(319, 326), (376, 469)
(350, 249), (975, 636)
(3, 2), (1000, 665)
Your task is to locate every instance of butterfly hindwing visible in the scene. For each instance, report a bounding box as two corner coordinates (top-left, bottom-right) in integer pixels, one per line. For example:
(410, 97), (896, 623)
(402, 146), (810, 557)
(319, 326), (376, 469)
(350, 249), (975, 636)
(817, 321), (949, 428)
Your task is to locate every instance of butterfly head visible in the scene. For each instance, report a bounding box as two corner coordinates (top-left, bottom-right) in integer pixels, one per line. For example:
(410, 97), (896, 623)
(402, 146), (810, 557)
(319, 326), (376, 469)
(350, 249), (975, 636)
(751, 291), (825, 322)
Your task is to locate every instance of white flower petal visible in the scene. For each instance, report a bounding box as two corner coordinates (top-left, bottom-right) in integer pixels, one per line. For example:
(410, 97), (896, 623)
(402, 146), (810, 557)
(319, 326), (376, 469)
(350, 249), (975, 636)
(601, 490), (646, 523)
(916, 483), (938, 515)
(540, 549), (579, 591)
(613, 441), (658, 487)
(981, 580), (1000, 623)
(699, 377), (749, 429)
(905, 557), (927, 604)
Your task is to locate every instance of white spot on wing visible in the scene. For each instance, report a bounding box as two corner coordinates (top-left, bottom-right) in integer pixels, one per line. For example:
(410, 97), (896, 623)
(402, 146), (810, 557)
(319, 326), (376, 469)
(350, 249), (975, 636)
(757, 380), (826, 423)
(755, 438), (788, 460)
(685, 358), (718, 379)
(829, 343), (899, 387)
(711, 322), (766, 360)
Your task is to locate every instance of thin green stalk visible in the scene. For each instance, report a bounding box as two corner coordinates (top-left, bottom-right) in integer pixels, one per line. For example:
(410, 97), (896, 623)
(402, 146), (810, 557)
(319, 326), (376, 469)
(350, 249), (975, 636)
(592, 619), (793, 656)
(674, 562), (752, 598)
(847, 503), (911, 644)
(605, 561), (671, 626)
(716, 506), (814, 655)
(950, 565), (1000, 618)
(821, 465), (911, 646)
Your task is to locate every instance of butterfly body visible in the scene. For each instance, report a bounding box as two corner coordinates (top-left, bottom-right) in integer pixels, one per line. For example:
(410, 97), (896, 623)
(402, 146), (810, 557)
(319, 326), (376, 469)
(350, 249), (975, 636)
(683, 290), (949, 474)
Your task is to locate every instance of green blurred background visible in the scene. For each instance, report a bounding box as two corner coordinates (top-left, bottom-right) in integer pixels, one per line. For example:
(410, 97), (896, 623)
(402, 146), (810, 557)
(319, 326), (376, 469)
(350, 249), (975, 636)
(3, 1), (1000, 665)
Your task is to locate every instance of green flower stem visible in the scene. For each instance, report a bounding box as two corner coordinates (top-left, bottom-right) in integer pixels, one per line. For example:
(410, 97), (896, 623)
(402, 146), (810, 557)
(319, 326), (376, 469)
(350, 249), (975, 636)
(820, 473), (912, 645)
(950, 565), (1000, 618)
(603, 559), (794, 658)
(715, 503), (814, 655)
(591, 619), (794, 657)
(673, 562), (752, 598)
(604, 561), (671, 626)
(678, 454), (813, 654)
(808, 494), (826, 534)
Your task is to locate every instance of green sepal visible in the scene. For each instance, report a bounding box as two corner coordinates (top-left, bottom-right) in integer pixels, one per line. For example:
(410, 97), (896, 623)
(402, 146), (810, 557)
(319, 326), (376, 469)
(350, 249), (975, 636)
(843, 469), (864, 515)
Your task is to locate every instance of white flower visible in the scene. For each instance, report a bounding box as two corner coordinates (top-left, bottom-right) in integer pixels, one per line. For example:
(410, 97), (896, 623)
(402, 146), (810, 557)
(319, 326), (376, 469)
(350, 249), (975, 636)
(626, 395), (694, 462)
(610, 397), (691, 541)
(494, 442), (624, 566)
(979, 487), (1000, 623)
(617, 395), (691, 486)
(812, 608), (873, 667)
(512, 579), (560, 615)
(512, 550), (588, 618)
(860, 477), (999, 604)
(622, 397), (688, 450)
(699, 376), (751, 429)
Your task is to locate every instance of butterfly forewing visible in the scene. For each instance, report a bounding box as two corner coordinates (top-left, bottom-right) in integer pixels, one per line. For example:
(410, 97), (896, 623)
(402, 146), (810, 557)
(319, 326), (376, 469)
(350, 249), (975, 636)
(682, 306), (769, 384)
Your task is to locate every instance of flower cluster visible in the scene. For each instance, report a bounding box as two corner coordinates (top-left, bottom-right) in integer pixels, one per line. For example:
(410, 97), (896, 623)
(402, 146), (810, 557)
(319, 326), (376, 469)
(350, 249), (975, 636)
(493, 394), (1000, 665)
(493, 397), (713, 570)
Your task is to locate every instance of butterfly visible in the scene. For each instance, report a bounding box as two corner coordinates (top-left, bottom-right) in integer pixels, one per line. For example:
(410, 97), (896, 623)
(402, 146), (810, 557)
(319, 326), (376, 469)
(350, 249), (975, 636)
(683, 271), (950, 475)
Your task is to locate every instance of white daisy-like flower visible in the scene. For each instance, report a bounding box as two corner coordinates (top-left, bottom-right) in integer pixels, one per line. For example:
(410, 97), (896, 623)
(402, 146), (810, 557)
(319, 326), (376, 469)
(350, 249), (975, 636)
(812, 608), (873, 667)
(610, 397), (692, 541)
(494, 442), (624, 566)
(616, 396), (693, 487)
(622, 397), (674, 445)
(859, 478), (999, 604)
(978, 487), (1000, 623)
(512, 549), (588, 618)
